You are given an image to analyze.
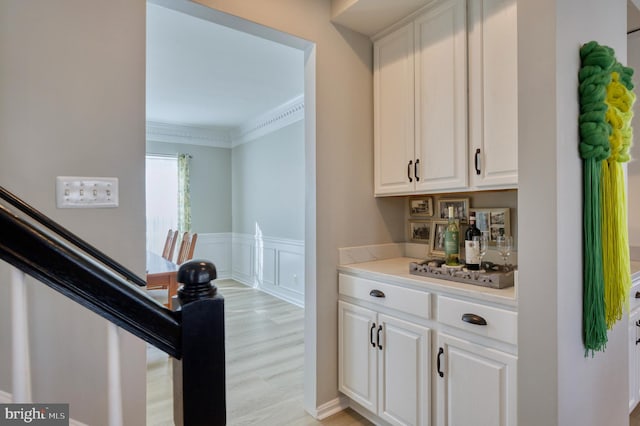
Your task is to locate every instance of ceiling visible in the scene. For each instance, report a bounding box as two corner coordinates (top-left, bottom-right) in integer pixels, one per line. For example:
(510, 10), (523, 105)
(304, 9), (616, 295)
(146, 3), (304, 130)
(146, 1), (639, 132)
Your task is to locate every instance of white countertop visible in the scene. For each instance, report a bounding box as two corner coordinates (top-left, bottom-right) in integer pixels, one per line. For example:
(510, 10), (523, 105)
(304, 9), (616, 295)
(338, 257), (517, 308)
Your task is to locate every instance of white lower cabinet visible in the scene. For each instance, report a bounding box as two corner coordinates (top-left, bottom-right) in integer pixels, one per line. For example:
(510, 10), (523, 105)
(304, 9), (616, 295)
(338, 273), (517, 426)
(339, 301), (431, 426)
(436, 333), (517, 426)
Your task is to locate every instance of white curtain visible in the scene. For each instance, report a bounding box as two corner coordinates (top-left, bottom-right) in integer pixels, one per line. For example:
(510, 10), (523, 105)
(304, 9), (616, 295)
(145, 155), (179, 255)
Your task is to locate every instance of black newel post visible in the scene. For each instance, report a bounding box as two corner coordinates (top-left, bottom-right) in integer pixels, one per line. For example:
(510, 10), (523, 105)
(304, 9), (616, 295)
(173, 260), (226, 426)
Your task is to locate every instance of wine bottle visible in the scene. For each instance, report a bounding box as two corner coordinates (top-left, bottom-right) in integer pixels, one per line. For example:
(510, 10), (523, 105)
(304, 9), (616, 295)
(464, 215), (481, 270)
(444, 206), (460, 266)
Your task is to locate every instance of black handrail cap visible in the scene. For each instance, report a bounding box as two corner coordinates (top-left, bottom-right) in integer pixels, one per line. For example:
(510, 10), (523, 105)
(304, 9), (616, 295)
(178, 260), (217, 285)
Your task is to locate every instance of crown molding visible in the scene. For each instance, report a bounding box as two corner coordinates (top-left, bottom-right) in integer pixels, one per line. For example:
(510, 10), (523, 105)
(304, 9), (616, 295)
(146, 94), (304, 149)
(231, 94), (305, 147)
(146, 121), (233, 148)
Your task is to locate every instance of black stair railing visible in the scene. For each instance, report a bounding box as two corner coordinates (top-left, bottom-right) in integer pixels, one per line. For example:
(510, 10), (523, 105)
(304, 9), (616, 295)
(0, 186), (226, 426)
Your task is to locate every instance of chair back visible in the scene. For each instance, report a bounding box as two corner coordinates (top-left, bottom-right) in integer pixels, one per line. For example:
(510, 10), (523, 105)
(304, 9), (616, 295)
(162, 229), (179, 262)
(177, 232), (198, 264)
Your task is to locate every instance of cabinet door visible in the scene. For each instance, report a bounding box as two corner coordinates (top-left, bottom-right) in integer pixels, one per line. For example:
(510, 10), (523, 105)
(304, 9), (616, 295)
(630, 308), (640, 413)
(378, 314), (431, 426)
(374, 22), (415, 196)
(338, 301), (378, 412)
(436, 333), (517, 426)
(468, 0), (518, 188)
(414, 0), (468, 192)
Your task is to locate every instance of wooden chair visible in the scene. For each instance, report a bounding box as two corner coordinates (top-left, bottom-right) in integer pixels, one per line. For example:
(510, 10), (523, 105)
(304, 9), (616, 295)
(162, 229), (179, 262)
(177, 232), (198, 264)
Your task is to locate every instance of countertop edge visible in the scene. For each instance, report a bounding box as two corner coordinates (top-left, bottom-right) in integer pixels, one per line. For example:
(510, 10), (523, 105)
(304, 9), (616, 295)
(338, 257), (518, 308)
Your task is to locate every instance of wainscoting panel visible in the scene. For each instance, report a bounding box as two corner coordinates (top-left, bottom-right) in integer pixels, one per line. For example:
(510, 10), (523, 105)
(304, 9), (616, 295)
(259, 246), (277, 287)
(232, 234), (254, 287)
(196, 233), (305, 306)
(232, 234), (305, 307)
(278, 249), (305, 295)
(193, 233), (232, 279)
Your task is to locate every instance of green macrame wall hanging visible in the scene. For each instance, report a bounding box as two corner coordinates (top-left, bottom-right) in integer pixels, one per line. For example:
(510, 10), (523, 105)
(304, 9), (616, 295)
(579, 41), (636, 356)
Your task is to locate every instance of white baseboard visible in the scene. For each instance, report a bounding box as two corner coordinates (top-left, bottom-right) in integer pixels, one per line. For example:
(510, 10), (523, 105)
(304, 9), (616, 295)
(313, 396), (350, 420)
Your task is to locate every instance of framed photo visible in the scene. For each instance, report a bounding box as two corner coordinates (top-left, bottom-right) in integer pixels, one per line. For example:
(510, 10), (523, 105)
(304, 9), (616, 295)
(430, 220), (448, 256)
(409, 220), (433, 244)
(470, 208), (511, 243)
(437, 198), (470, 223)
(409, 196), (434, 217)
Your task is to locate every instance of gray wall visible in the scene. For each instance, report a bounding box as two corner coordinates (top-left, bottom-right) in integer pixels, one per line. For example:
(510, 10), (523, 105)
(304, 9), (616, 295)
(147, 140), (232, 233)
(518, 0), (628, 425)
(0, 1), (146, 425)
(232, 120), (305, 240)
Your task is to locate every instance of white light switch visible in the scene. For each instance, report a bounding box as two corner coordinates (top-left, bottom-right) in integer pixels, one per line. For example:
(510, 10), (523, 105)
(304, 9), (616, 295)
(56, 176), (119, 208)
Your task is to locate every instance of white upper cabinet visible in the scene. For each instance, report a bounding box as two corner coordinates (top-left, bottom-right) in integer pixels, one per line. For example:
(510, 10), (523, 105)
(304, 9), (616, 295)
(374, 0), (467, 196)
(414, 0), (468, 192)
(468, 0), (518, 188)
(374, 23), (415, 195)
(373, 0), (518, 196)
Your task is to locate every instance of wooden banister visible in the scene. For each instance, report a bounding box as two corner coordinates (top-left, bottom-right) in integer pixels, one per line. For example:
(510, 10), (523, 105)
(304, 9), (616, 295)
(0, 186), (226, 424)
(0, 186), (147, 287)
(0, 204), (181, 357)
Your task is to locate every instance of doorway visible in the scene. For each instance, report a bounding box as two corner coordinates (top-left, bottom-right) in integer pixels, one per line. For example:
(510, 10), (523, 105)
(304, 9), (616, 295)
(145, 0), (317, 422)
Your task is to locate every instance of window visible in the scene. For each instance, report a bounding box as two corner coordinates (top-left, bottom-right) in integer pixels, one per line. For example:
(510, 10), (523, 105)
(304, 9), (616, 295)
(146, 155), (178, 255)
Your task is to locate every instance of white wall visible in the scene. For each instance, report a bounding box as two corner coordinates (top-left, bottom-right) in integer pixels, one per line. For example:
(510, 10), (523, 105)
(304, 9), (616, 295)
(147, 140), (233, 233)
(628, 31), (640, 251)
(518, 0), (628, 425)
(0, 1), (146, 425)
(232, 120), (305, 240)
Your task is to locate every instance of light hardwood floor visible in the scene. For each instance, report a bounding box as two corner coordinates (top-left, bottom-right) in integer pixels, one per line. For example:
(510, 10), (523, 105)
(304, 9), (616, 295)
(147, 279), (372, 425)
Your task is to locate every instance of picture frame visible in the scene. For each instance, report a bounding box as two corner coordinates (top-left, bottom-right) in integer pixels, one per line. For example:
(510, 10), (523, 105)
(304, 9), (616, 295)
(437, 198), (470, 223)
(409, 220), (433, 244)
(470, 208), (511, 243)
(430, 220), (448, 256)
(409, 196), (434, 217)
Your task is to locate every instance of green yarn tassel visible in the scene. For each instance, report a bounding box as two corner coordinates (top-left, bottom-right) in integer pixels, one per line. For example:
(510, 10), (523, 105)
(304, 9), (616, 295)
(579, 41), (613, 355)
(583, 159), (608, 354)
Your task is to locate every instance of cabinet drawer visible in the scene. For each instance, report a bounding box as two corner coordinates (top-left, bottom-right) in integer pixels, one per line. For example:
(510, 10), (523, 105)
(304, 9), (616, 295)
(339, 274), (431, 319)
(437, 295), (517, 345)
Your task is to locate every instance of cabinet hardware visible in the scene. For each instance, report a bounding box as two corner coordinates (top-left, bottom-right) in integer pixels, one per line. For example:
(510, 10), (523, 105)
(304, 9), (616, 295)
(415, 158), (420, 181)
(369, 289), (385, 298)
(462, 313), (487, 326)
(370, 323), (376, 348)
(377, 325), (383, 350)
(636, 291), (640, 299)
(636, 338), (640, 346)
(474, 149), (481, 175)
(407, 160), (413, 182)
(636, 320), (640, 328)
(437, 347), (444, 377)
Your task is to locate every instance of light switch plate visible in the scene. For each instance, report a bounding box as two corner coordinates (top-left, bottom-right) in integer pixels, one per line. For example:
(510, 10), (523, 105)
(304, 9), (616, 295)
(56, 176), (119, 208)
